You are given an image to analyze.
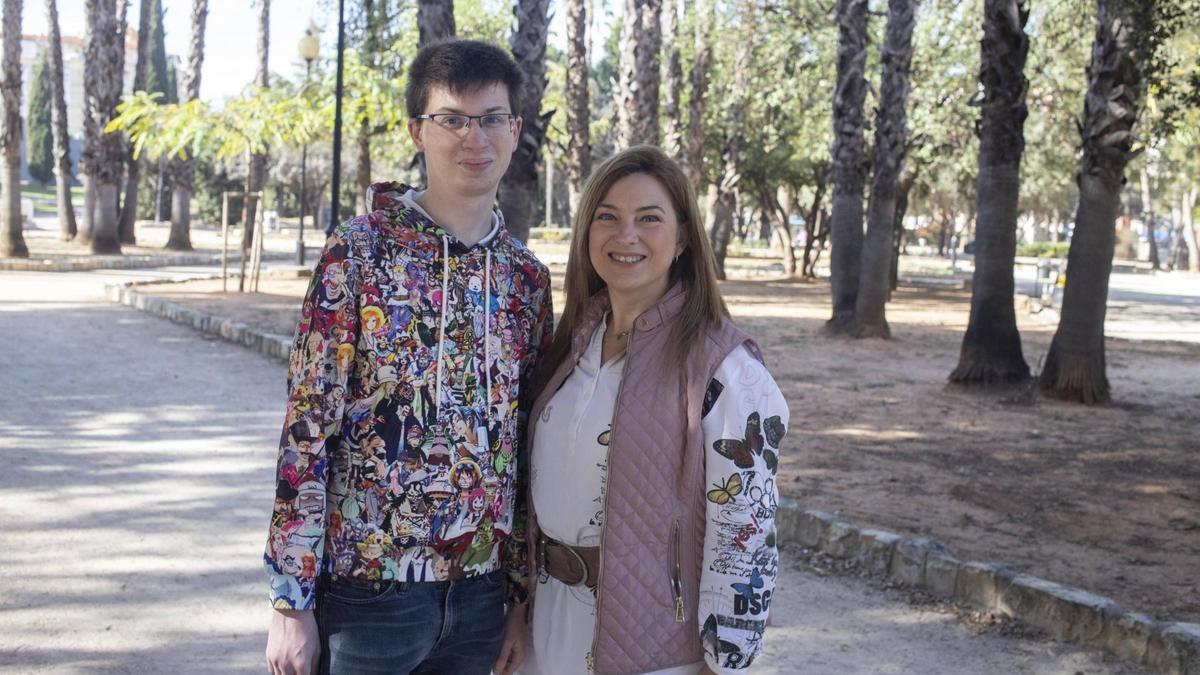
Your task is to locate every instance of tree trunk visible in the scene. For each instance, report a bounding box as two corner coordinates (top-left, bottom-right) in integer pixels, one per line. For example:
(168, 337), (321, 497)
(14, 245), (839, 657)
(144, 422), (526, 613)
(661, 0), (683, 157)
(1041, 0), (1144, 405)
(826, 0), (869, 334)
(616, 0), (661, 148)
(356, 118), (371, 214)
(890, 169), (914, 293)
(80, 0), (124, 254)
(1182, 187), (1198, 272)
(1139, 167), (1159, 269)
(0, 0), (27, 258)
(45, 0), (78, 241)
(564, 0), (590, 224)
(853, 0), (914, 339)
(118, 0), (153, 245)
(708, 2), (754, 279)
(763, 188), (795, 276)
(167, 0), (206, 251)
(417, 0), (454, 46)
(802, 171), (828, 279)
(498, 0), (550, 243)
(709, 189), (734, 281)
(950, 0), (1031, 383)
(241, 0), (270, 257)
(682, 0), (712, 188)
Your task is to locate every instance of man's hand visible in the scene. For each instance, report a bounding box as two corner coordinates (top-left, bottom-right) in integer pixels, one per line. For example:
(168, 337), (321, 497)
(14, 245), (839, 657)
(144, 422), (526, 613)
(266, 608), (319, 675)
(492, 603), (529, 675)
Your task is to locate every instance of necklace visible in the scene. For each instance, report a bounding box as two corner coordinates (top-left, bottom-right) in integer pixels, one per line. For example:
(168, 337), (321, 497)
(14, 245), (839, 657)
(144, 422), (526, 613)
(607, 328), (631, 341)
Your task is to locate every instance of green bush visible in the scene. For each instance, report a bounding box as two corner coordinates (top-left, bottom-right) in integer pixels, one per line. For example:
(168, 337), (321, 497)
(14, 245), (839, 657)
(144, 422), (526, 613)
(1016, 242), (1071, 258)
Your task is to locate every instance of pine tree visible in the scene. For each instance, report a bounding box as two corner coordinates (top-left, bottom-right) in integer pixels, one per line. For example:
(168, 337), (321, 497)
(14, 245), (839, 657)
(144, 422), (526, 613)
(27, 49), (55, 186)
(144, 0), (174, 102)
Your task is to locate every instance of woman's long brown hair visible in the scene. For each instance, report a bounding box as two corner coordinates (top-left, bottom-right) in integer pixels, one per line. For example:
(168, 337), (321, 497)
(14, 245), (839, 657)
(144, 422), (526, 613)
(533, 145), (728, 398)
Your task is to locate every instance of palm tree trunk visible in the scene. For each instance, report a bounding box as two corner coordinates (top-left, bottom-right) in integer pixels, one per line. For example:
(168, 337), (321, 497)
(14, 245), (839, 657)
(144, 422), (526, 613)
(1041, 0), (1145, 405)
(1139, 167), (1159, 269)
(826, 0), (869, 334)
(616, 0), (661, 149)
(80, 0), (123, 254)
(564, 0), (590, 224)
(682, 0), (712, 188)
(417, 0), (455, 46)
(241, 0), (269, 259)
(950, 0), (1031, 383)
(498, 0), (550, 243)
(0, 0), (26, 258)
(118, 0), (153, 245)
(166, 0), (206, 251)
(660, 0), (683, 157)
(854, 0), (915, 339)
(45, 0), (77, 242)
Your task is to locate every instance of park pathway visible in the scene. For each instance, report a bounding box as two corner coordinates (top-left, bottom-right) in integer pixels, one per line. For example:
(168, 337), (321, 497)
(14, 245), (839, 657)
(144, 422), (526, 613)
(0, 268), (1145, 674)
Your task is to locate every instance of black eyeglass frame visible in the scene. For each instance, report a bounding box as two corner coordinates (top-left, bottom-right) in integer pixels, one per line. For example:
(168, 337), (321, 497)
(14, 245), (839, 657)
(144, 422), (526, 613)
(413, 113), (518, 133)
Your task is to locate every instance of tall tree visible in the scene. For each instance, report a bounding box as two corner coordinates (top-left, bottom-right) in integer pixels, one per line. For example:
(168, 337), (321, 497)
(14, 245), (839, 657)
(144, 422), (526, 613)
(0, 0), (27, 258)
(417, 0), (455, 45)
(118, 0), (153, 244)
(144, 0), (172, 102)
(1138, 167), (1160, 269)
(681, 0), (712, 188)
(950, 0), (1032, 382)
(853, 0), (915, 338)
(499, 0), (551, 242)
(27, 50), (55, 187)
(660, 0), (683, 157)
(240, 0), (270, 263)
(615, 0), (661, 148)
(166, 0), (206, 251)
(45, 0), (77, 240)
(1040, 0), (1149, 404)
(826, 0), (869, 333)
(80, 0), (125, 254)
(563, 0), (591, 222)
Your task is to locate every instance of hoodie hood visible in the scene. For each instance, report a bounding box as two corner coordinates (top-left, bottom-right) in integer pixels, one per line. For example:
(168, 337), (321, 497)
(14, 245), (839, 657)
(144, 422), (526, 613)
(366, 181), (504, 254)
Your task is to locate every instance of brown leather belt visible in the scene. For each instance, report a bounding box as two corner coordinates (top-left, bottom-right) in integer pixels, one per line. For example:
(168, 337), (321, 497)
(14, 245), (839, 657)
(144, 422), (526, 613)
(538, 535), (600, 589)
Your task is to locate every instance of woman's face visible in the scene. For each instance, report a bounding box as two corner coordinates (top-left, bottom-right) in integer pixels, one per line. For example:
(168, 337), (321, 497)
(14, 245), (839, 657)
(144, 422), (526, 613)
(588, 173), (683, 303)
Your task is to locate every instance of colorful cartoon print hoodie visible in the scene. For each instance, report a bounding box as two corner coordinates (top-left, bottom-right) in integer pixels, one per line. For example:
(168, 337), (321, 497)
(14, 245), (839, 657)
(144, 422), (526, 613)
(264, 182), (554, 611)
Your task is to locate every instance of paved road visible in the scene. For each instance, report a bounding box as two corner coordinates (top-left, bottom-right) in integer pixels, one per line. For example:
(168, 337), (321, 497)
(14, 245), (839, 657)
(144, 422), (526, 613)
(0, 268), (1145, 674)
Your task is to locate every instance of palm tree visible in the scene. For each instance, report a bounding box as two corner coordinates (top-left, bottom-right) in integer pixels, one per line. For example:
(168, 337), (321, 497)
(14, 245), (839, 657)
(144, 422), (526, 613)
(45, 0), (77, 241)
(1040, 0), (1146, 404)
(498, 0), (550, 242)
(563, 0), (591, 223)
(240, 0), (270, 273)
(826, 0), (869, 334)
(80, 0), (124, 254)
(166, 0), (207, 251)
(0, 0), (27, 258)
(616, 0), (661, 148)
(854, 0), (915, 338)
(682, 0), (712, 189)
(950, 0), (1032, 382)
(417, 0), (455, 46)
(660, 0), (683, 158)
(118, 0), (153, 245)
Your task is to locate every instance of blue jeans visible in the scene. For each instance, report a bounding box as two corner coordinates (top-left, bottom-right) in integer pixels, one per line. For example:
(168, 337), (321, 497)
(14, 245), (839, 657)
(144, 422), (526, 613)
(315, 571), (506, 675)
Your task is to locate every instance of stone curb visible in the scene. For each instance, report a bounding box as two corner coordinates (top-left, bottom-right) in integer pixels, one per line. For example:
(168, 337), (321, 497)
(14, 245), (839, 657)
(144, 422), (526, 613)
(777, 499), (1199, 675)
(2, 250), (293, 273)
(106, 278), (293, 364)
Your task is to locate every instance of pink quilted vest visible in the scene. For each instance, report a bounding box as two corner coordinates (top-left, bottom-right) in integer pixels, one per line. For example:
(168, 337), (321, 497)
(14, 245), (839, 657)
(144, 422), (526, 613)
(527, 282), (762, 675)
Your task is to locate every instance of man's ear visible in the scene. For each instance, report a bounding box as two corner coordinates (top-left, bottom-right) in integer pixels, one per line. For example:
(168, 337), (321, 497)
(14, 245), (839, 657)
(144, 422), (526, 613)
(408, 119), (425, 152)
(511, 115), (523, 152)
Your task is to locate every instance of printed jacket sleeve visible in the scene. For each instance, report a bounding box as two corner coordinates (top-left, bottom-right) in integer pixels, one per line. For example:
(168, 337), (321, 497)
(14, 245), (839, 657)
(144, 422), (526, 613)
(698, 346), (788, 673)
(263, 223), (363, 610)
(506, 267), (554, 607)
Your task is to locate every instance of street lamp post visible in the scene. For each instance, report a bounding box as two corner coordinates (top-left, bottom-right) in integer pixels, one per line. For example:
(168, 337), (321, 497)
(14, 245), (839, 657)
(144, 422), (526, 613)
(328, 0), (346, 236)
(297, 25), (319, 267)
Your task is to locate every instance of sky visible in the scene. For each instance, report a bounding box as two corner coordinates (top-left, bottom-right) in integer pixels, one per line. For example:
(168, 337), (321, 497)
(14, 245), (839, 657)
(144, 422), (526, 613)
(25, 1), (576, 104)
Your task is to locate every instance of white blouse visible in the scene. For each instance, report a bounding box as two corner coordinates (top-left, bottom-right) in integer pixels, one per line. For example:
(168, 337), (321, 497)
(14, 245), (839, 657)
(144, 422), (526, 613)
(523, 322), (788, 675)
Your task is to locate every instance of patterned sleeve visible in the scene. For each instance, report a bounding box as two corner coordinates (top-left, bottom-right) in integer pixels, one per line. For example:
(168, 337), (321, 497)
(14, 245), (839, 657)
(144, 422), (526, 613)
(263, 222), (364, 610)
(698, 345), (788, 673)
(505, 265), (555, 607)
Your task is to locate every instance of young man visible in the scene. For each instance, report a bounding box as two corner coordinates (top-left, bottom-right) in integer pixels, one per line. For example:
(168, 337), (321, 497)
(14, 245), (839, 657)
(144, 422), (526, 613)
(264, 40), (553, 675)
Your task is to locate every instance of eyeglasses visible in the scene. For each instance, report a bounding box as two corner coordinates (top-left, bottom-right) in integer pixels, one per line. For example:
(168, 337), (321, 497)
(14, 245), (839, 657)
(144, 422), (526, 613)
(415, 113), (517, 136)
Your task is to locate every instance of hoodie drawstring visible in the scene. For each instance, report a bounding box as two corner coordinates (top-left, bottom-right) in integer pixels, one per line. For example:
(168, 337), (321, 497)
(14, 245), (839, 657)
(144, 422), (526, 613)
(436, 235), (449, 418)
(485, 248), (492, 421)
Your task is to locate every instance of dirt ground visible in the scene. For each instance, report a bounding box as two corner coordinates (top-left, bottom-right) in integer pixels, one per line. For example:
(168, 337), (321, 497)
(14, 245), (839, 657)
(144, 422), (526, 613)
(137, 266), (1200, 626)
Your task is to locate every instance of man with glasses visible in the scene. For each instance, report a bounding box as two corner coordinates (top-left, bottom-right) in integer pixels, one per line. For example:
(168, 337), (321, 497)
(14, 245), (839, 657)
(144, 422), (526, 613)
(265, 39), (552, 675)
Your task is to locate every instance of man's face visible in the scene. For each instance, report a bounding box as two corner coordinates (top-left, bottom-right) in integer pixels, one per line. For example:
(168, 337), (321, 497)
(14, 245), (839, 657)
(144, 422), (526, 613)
(408, 83), (521, 200)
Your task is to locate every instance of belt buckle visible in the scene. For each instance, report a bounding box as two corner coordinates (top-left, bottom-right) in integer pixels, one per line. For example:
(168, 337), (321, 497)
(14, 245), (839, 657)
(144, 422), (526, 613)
(562, 543), (590, 588)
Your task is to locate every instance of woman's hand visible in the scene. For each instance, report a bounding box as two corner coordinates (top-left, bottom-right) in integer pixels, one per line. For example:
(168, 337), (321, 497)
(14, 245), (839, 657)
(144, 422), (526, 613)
(493, 602), (530, 675)
(266, 608), (319, 675)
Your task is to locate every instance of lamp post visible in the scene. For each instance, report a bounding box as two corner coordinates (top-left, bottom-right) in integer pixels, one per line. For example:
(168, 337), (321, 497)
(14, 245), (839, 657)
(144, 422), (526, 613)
(297, 25), (319, 267)
(328, 0), (346, 236)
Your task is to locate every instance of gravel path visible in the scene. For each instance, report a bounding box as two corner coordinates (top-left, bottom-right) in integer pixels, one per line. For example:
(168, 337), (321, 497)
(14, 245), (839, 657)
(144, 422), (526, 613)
(0, 268), (1145, 674)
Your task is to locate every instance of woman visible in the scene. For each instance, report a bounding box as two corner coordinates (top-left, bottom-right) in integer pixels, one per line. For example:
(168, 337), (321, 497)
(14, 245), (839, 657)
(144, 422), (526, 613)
(521, 147), (788, 675)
